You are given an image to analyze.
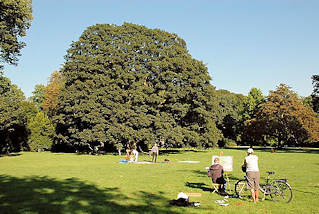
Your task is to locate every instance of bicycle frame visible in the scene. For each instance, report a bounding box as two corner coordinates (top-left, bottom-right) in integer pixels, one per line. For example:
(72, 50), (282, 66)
(235, 171), (293, 203)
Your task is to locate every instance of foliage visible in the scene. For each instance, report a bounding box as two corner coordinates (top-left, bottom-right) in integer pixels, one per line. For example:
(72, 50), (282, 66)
(311, 75), (319, 113)
(241, 88), (265, 145)
(242, 88), (264, 121)
(245, 84), (319, 147)
(54, 23), (221, 151)
(302, 96), (313, 109)
(218, 137), (237, 148)
(43, 70), (64, 116)
(0, 0), (33, 69)
(0, 74), (27, 152)
(28, 84), (46, 111)
(213, 89), (245, 142)
(20, 100), (38, 122)
(26, 111), (55, 151)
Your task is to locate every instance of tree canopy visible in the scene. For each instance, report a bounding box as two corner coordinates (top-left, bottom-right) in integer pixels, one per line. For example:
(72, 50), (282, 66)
(0, 74), (27, 152)
(246, 84), (319, 147)
(53, 23), (221, 151)
(213, 89), (245, 142)
(242, 88), (264, 121)
(0, 0), (33, 69)
(29, 84), (46, 111)
(43, 70), (64, 116)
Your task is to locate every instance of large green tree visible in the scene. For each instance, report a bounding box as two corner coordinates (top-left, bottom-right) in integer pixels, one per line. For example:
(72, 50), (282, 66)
(241, 88), (265, 145)
(0, 0), (33, 69)
(0, 74), (26, 152)
(53, 23), (221, 152)
(245, 84), (319, 147)
(213, 89), (245, 143)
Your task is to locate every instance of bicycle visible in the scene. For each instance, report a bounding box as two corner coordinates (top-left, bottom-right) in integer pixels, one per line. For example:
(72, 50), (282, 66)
(234, 171), (293, 203)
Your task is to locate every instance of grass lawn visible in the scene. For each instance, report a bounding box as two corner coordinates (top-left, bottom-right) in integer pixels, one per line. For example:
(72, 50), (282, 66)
(0, 148), (318, 214)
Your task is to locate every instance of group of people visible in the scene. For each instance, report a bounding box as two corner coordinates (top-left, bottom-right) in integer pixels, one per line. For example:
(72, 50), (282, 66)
(125, 142), (159, 163)
(207, 148), (260, 203)
(126, 142), (139, 162)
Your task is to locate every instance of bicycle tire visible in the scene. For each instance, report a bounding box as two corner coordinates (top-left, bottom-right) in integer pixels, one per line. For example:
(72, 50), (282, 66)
(270, 180), (293, 203)
(234, 179), (250, 199)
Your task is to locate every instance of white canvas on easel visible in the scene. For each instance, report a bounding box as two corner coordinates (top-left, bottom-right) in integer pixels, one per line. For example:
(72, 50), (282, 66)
(212, 156), (233, 172)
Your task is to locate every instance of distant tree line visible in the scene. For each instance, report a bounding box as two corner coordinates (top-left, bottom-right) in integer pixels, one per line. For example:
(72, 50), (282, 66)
(1, 14), (318, 154)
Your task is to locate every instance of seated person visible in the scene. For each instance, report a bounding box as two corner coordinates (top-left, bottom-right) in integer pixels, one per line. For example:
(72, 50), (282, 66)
(207, 157), (227, 193)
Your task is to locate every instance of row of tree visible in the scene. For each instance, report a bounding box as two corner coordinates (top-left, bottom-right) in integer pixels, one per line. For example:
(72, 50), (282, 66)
(1, 67), (318, 154)
(0, 2), (318, 153)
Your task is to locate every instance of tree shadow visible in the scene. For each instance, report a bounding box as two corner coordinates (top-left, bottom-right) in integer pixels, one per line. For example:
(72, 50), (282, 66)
(191, 169), (242, 182)
(226, 147), (319, 154)
(159, 149), (208, 155)
(294, 188), (319, 196)
(185, 182), (212, 192)
(273, 148), (319, 154)
(0, 175), (182, 214)
(0, 153), (21, 158)
(191, 170), (208, 178)
(226, 174), (243, 182)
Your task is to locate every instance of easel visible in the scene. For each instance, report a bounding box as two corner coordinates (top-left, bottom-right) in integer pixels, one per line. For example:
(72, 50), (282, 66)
(211, 151), (233, 192)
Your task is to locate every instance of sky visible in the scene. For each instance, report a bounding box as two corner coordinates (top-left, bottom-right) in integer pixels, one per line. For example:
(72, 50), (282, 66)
(3, 0), (319, 98)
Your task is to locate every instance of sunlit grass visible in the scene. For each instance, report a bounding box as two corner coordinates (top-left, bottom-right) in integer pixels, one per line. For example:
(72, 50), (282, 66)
(0, 148), (318, 213)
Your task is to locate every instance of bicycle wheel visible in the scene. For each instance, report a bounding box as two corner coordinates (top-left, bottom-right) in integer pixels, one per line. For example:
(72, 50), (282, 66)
(270, 180), (293, 203)
(234, 179), (251, 200)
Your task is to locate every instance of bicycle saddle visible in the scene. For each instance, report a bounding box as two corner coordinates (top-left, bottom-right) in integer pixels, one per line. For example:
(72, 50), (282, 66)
(266, 171), (275, 175)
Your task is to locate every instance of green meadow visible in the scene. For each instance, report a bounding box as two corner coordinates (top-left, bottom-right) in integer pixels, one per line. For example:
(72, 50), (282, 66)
(0, 149), (318, 214)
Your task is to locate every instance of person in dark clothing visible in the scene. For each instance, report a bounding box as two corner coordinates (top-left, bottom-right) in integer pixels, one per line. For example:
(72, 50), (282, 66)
(207, 157), (227, 193)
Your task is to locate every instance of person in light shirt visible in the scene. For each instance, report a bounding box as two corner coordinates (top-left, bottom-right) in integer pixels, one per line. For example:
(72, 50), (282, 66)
(244, 148), (260, 203)
(150, 143), (159, 162)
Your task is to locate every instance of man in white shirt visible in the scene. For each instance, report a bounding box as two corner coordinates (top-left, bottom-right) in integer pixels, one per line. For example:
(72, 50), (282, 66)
(244, 148), (260, 203)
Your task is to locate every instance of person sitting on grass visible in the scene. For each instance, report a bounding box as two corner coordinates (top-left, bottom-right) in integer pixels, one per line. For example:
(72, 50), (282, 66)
(208, 157), (227, 194)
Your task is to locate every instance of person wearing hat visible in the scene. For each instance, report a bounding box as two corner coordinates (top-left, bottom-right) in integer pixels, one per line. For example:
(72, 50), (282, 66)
(244, 148), (260, 203)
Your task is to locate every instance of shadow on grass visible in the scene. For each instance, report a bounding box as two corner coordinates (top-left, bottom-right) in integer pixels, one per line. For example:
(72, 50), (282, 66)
(185, 182), (212, 192)
(191, 170), (207, 178)
(191, 170), (243, 182)
(0, 153), (22, 158)
(226, 147), (319, 154)
(294, 187), (319, 196)
(185, 182), (235, 198)
(0, 175), (182, 214)
(160, 149), (208, 155)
